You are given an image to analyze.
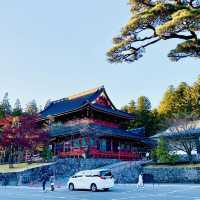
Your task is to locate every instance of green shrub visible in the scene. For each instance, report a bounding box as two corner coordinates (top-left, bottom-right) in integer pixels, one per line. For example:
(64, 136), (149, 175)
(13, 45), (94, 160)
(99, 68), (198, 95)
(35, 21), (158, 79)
(151, 149), (158, 162)
(155, 138), (178, 164)
(41, 147), (52, 161)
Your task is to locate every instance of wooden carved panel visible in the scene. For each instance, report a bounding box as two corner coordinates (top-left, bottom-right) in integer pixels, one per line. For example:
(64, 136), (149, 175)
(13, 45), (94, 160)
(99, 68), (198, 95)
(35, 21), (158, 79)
(96, 96), (111, 108)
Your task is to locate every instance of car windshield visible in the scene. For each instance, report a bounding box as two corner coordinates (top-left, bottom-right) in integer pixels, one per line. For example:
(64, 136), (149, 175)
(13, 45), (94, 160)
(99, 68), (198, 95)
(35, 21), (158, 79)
(100, 170), (112, 177)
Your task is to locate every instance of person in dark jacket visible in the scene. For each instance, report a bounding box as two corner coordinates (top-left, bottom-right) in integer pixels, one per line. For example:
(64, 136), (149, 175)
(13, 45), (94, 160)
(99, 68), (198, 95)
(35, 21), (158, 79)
(41, 173), (49, 191)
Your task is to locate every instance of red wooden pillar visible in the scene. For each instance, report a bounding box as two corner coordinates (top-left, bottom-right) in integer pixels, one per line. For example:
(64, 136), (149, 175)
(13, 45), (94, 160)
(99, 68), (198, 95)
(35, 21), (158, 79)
(86, 136), (90, 145)
(53, 142), (56, 156)
(111, 138), (113, 152)
(63, 142), (65, 153)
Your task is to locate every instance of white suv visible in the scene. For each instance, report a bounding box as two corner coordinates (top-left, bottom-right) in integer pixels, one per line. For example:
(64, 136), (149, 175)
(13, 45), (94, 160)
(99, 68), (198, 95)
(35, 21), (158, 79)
(67, 169), (114, 192)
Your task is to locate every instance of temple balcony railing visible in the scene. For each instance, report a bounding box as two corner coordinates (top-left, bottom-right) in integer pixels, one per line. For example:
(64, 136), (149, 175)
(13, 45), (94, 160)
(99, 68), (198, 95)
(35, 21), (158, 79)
(50, 118), (119, 129)
(59, 147), (143, 160)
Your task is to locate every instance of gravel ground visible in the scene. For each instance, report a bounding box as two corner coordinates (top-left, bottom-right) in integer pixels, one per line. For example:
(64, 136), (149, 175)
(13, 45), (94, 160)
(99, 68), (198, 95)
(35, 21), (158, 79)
(0, 184), (199, 200)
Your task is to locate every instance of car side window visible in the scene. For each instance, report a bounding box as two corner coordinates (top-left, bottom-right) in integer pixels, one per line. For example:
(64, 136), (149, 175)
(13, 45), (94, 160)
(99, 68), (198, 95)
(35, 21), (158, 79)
(100, 171), (112, 177)
(85, 175), (92, 177)
(72, 175), (83, 178)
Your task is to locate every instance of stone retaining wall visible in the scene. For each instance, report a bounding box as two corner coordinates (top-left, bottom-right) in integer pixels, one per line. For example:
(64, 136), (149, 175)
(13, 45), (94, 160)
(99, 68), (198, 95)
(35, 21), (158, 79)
(0, 158), (118, 186)
(112, 165), (200, 184)
(143, 166), (200, 183)
(1, 159), (200, 185)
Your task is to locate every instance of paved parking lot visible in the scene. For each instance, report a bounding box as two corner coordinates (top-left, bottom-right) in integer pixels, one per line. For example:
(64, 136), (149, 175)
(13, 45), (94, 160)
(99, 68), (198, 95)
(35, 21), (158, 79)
(0, 184), (199, 200)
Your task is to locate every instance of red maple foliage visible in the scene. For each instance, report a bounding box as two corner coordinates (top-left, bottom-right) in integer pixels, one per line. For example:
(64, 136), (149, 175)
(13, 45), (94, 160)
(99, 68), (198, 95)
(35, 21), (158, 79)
(0, 114), (49, 164)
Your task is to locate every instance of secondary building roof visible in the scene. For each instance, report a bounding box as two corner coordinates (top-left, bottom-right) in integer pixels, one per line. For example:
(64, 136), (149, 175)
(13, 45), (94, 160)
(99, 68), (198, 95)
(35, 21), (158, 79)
(152, 120), (200, 140)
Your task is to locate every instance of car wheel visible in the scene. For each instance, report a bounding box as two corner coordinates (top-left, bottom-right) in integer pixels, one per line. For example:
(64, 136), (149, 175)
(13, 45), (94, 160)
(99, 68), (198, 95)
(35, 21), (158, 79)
(68, 183), (74, 191)
(104, 188), (109, 191)
(91, 183), (97, 192)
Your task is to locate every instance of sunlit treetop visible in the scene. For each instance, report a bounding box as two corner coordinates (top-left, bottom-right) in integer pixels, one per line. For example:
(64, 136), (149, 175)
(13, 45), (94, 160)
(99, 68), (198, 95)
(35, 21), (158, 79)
(107, 0), (200, 63)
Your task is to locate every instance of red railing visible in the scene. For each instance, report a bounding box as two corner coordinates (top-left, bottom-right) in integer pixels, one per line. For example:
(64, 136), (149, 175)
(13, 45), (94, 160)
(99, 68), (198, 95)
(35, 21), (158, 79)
(59, 147), (141, 160)
(90, 148), (141, 160)
(59, 148), (85, 158)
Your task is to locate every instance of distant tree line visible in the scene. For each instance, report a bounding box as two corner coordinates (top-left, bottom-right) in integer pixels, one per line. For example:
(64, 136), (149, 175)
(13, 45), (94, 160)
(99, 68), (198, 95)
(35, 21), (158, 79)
(158, 76), (200, 118)
(0, 93), (48, 118)
(122, 75), (200, 137)
(121, 96), (166, 137)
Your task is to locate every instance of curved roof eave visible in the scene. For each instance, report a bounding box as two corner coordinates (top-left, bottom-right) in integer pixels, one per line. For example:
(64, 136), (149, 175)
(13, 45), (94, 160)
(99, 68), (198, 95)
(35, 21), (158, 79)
(40, 103), (134, 121)
(89, 104), (134, 120)
(39, 102), (91, 120)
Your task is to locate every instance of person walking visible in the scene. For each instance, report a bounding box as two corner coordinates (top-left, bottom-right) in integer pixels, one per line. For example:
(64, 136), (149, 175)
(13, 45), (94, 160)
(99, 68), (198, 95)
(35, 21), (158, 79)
(145, 152), (150, 160)
(50, 175), (55, 191)
(137, 173), (144, 189)
(41, 172), (48, 192)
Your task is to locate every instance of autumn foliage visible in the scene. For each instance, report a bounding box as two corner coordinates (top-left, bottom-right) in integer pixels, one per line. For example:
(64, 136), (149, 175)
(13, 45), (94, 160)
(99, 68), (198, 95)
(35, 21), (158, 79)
(0, 114), (49, 165)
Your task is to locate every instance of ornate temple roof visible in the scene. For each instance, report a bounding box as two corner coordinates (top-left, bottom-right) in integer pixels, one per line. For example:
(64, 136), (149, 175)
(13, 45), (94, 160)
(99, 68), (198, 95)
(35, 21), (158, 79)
(40, 86), (134, 120)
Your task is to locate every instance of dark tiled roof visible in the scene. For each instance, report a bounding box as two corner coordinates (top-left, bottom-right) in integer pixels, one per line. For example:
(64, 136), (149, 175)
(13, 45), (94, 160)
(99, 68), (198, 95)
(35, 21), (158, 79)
(40, 86), (134, 120)
(49, 124), (153, 146)
(127, 127), (145, 137)
(40, 87), (103, 118)
(91, 103), (134, 119)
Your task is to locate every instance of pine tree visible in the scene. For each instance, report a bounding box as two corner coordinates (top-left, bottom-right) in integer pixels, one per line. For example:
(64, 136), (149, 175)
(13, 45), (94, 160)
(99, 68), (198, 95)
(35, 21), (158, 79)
(121, 105), (129, 113)
(159, 83), (193, 118)
(128, 100), (136, 113)
(25, 100), (38, 115)
(12, 99), (22, 116)
(121, 100), (136, 113)
(173, 82), (192, 116)
(191, 76), (200, 115)
(2, 92), (12, 115)
(107, 0), (200, 63)
(158, 85), (176, 117)
(0, 104), (5, 119)
(122, 96), (164, 136)
(137, 96), (151, 112)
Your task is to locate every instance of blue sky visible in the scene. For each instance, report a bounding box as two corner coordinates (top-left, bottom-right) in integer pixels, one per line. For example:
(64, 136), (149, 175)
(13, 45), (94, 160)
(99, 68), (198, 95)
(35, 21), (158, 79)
(0, 0), (199, 110)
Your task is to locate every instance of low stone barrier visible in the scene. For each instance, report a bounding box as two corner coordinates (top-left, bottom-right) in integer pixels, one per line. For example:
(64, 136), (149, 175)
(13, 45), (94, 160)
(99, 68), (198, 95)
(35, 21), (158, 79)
(143, 166), (200, 183)
(1, 159), (200, 185)
(109, 164), (200, 184)
(0, 158), (118, 186)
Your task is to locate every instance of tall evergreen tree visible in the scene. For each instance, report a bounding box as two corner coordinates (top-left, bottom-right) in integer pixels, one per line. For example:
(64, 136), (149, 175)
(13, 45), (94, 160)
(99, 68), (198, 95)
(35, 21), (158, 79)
(173, 82), (192, 116)
(2, 92), (12, 115)
(137, 96), (151, 112)
(122, 99), (136, 113)
(121, 105), (129, 113)
(128, 100), (136, 113)
(191, 76), (200, 115)
(25, 100), (38, 115)
(122, 96), (164, 136)
(159, 83), (193, 118)
(0, 104), (5, 119)
(158, 85), (176, 117)
(12, 99), (23, 116)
